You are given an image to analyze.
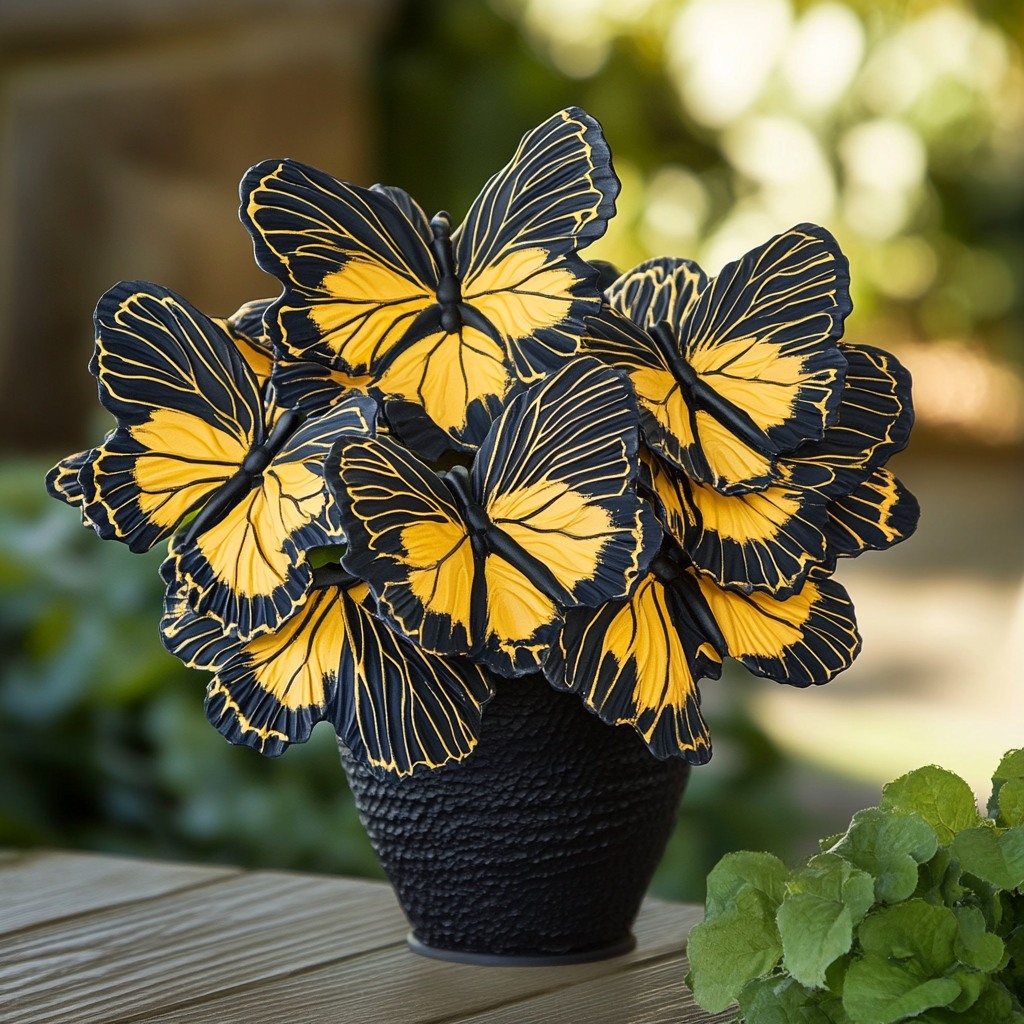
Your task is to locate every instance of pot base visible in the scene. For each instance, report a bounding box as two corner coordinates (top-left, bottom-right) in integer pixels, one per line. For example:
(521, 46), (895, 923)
(341, 674), (689, 961)
(407, 931), (637, 967)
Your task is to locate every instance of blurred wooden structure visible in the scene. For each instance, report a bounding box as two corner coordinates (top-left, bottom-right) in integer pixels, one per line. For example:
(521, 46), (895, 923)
(0, 0), (394, 453)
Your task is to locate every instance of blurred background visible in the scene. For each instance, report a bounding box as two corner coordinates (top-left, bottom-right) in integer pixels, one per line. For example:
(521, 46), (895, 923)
(1, 0), (1021, 901)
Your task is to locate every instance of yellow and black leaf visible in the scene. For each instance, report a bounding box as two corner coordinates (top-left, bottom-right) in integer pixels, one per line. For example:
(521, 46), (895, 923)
(217, 297), (276, 389)
(641, 446), (831, 599)
(472, 358), (657, 612)
(271, 357), (374, 417)
(45, 447), (93, 510)
(72, 280), (377, 641)
(694, 566), (861, 687)
(203, 588), (344, 757)
(328, 358), (658, 678)
(787, 343), (915, 497)
(585, 227), (851, 494)
(605, 257), (705, 331)
(241, 107), (618, 448)
(378, 398), (481, 463)
(163, 569), (491, 775)
(546, 543), (724, 764)
(329, 432), (477, 657)
(639, 342), (914, 597)
(332, 575), (492, 778)
(159, 579), (234, 672)
(823, 467), (920, 565)
(78, 281), (269, 553)
(270, 358), (458, 464)
(163, 391), (378, 640)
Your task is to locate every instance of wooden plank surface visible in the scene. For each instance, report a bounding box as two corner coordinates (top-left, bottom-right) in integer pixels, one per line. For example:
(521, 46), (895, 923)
(0, 849), (237, 933)
(0, 850), (724, 1024)
(448, 958), (737, 1024)
(139, 900), (700, 1024)
(0, 864), (409, 1023)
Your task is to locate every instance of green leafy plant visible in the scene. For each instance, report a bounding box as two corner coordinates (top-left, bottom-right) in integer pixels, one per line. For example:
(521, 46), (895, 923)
(687, 751), (1024, 1023)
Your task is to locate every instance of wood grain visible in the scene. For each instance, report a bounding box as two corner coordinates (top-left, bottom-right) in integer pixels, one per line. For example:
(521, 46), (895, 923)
(0, 850), (721, 1024)
(134, 899), (699, 1023)
(447, 957), (737, 1024)
(0, 867), (406, 1024)
(0, 849), (236, 934)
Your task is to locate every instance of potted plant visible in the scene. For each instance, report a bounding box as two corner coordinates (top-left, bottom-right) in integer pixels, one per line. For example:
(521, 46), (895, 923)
(686, 751), (1024, 1022)
(46, 107), (918, 964)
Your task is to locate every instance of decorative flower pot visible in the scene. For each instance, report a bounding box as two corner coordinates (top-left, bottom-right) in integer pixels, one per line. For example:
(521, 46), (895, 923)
(338, 673), (690, 966)
(44, 102), (918, 985)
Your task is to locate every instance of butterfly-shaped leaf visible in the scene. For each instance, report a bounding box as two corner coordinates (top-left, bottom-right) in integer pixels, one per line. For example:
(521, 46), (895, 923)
(159, 574), (231, 671)
(694, 567), (861, 686)
(46, 305), (274, 528)
(640, 339), (915, 597)
(75, 281), (268, 551)
(823, 467), (920, 565)
(328, 358), (658, 677)
(332, 577), (492, 777)
(585, 228), (850, 494)
(547, 542), (724, 763)
(45, 447), (93, 510)
(163, 395), (376, 639)
(607, 257), (706, 330)
(163, 571), (491, 774)
(71, 280), (376, 640)
(242, 107), (618, 447)
(642, 447), (830, 599)
(271, 358), (374, 416)
(786, 343), (915, 497)
(215, 297), (276, 388)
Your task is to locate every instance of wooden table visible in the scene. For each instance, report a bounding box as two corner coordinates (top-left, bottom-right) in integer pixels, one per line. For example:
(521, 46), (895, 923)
(0, 849), (733, 1023)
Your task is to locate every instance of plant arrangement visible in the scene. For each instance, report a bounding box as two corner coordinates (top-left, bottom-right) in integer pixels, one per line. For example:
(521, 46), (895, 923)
(46, 106), (918, 780)
(687, 750), (1024, 1023)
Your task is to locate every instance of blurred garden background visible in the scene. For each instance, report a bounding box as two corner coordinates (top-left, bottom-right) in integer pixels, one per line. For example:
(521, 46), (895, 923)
(1, 0), (1021, 901)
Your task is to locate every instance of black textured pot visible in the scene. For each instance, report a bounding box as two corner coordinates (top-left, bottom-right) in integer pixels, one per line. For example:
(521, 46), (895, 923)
(338, 673), (690, 965)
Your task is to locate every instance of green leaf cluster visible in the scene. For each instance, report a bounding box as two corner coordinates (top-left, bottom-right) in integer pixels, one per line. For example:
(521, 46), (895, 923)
(686, 753), (1024, 1023)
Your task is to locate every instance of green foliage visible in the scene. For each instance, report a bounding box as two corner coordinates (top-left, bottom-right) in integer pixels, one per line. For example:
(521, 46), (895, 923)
(688, 878), (784, 1012)
(991, 751), (1024, 826)
(777, 854), (874, 988)
(881, 767), (981, 844)
(687, 754), (1024, 1023)
(828, 807), (940, 905)
(704, 851), (789, 916)
(951, 827), (1024, 892)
